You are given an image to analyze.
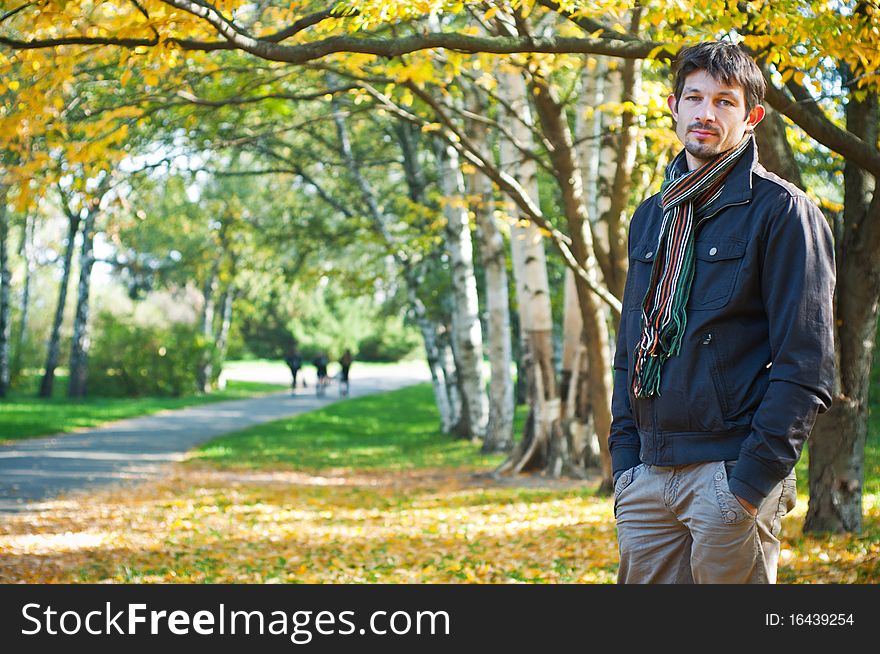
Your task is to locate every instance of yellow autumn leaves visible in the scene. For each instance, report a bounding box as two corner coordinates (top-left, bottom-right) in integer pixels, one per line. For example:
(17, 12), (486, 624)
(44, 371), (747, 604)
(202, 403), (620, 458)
(1, 465), (878, 584)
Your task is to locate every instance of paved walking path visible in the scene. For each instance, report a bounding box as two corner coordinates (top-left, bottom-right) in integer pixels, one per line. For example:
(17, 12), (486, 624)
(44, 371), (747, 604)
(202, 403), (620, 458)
(0, 363), (431, 513)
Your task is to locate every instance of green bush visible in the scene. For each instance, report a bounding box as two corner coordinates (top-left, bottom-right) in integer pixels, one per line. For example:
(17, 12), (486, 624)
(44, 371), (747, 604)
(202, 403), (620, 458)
(356, 315), (423, 361)
(88, 312), (219, 397)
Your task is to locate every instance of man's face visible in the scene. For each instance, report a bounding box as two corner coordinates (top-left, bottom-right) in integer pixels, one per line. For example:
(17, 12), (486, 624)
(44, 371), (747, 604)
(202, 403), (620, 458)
(667, 70), (765, 171)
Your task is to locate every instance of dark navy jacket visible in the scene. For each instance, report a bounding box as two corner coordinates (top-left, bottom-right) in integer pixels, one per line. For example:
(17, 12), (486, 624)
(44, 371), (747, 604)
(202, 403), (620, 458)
(609, 140), (835, 507)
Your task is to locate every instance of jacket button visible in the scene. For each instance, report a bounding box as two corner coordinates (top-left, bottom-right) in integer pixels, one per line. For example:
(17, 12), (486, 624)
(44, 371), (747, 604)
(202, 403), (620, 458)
(646, 251), (653, 258)
(709, 247), (718, 256)
(714, 472), (723, 481)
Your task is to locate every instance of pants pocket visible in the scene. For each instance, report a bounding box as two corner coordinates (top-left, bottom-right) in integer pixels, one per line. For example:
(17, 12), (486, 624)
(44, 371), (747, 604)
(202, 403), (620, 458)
(713, 461), (753, 525)
(614, 463), (644, 518)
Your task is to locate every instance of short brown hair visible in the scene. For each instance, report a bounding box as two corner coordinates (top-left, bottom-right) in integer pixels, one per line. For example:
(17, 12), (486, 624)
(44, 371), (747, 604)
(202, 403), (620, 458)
(672, 42), (766, 115)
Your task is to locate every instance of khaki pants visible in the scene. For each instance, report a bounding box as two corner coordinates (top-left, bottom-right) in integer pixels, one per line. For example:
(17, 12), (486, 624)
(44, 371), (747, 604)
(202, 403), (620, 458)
(614, 461), (797, 584)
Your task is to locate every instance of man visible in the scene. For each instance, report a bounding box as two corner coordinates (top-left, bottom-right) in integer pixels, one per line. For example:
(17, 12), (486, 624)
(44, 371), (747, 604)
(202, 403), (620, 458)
(609, 42), (835, 584)
(283, 346), (302, 395)
(339, 349), (353, 397)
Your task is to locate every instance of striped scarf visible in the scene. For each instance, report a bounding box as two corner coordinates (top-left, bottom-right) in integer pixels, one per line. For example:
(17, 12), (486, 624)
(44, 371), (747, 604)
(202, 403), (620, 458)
(631, 135), (752, 398)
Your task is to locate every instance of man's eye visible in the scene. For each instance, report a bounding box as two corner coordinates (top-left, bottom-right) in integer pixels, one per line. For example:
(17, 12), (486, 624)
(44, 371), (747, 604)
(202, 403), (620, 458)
(719, 99), (734, 106)
(686, 96), (700, 101)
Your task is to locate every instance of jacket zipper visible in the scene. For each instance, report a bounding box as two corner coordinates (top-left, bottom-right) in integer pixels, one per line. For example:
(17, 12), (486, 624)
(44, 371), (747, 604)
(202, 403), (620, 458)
(651, 396), (658, 462)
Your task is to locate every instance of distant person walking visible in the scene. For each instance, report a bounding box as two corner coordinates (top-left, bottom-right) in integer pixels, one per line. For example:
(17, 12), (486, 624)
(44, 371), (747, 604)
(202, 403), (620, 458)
(283, 346), (303, 394)
(313, 353), (329, 397)
(339, 349), (353, 397)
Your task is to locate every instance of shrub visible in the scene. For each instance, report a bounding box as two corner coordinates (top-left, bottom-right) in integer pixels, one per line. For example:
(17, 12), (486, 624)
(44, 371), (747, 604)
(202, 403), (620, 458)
(88, 312), (219, 397)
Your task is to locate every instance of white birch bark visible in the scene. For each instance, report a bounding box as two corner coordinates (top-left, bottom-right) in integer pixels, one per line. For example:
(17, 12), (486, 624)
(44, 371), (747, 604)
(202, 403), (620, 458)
(435, 140), (488, 439)
(213, 282), (235, 390)
(13, 212), (35, 377)
(468, 98), (515, 453)
(40, 203), (81, 398)
(495, 70), (559, 474)
(407, 284), (455, 432)
(67, 204), (97, 398)
(196, 258), (219, 392)
(331, 97), (456, 432)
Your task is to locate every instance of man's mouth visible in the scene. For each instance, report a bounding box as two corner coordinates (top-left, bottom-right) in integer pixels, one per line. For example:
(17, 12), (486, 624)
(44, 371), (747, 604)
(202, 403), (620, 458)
(690, 129), (718, 138)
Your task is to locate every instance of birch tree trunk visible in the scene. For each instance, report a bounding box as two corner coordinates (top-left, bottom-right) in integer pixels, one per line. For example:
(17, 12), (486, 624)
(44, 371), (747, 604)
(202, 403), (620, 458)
(0, 185), (10, 397)
(215, 284), (235, 361)
(333, 100), (457, 432)
(39, 208), (81, 398)
(435, 140), (488, 440)
(467, 93), (515, 453)
(601, 22), (642, 301)
(576, 56), (606, 271)
(530, 73), (614, 487)
(392, 119), (457, 432)
(407, 284), (455, 432)
(494, 70), (559, 475)
(67, 204), (97, 398)
(196, 259), (219, 393)
(804, 80), (878, 534)
(12, 212), (34, 378)
(437, 324), (462, 429)
(561, 269), (599, 467)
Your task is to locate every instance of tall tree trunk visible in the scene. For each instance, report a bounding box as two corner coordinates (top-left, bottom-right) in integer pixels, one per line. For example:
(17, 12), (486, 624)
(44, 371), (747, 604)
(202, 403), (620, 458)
(595, 58), (621, 294)
(0, 185), (11, 397)
(395, 120), (457, 431)
(805, 78), (878, 534)
(754, 103), (804, 190)
(334, 100), (459, 433)
(495, 70), (560, 476)
(561, 269), (599, 467)
(601, 38), (641, 302)
(530, 73), (614, 487)
(437, 324), (462, 429)
(40, 209), (81, 398)
(12, 212), (34, 378)
(67, 206), (97, 398)
(407, 283), (455, 432)
(212, 282), (235, 392)
(435, 140), (488, 440)
(215, 283), (235, 362)
(468, 93), (515, 453)
(196, 260), (219, 393)
(576, 56), (608, 275)
(392, 118), (458, 432)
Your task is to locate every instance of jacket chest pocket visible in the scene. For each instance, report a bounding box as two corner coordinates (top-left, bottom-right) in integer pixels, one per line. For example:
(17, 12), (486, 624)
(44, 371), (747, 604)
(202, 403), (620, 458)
(623, 239), (659, 311)
(687, 237), (746, 311)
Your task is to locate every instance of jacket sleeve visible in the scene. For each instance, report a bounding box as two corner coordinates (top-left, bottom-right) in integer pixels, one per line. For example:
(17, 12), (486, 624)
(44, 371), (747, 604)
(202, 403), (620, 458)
(609, 211), (644, 481)
(727, 194), (836, 507)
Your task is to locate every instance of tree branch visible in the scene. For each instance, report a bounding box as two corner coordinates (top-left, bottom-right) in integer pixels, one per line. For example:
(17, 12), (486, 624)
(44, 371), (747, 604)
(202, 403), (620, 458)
(173, 86), (357, 107)
(1, 21), (666, 64)
(262, 7), (358, 43)
(763, 75), (880, 177)
(0, 2), (34, 24)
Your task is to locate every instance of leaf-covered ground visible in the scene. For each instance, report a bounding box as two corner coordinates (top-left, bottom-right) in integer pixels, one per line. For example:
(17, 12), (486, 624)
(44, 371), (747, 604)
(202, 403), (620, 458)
(1, 465), (878, 584)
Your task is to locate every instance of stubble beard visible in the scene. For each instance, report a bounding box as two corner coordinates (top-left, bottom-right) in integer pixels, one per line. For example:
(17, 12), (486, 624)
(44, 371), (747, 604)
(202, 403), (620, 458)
(684, 139), (723, 162)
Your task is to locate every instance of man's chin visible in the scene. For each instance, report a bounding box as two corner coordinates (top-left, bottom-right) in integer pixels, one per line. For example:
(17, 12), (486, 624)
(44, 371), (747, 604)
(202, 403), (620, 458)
(685, 143), (721, 161)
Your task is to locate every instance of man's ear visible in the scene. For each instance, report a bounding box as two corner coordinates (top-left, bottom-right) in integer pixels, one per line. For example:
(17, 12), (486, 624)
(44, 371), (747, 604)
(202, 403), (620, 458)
(667, 94), (678, 120)
(746, 103), (766, 131)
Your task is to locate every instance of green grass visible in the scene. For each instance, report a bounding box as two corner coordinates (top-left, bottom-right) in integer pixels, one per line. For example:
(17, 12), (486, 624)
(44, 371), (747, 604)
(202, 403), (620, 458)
(191, 383), (521, 472)
(0, 376), (286, 442)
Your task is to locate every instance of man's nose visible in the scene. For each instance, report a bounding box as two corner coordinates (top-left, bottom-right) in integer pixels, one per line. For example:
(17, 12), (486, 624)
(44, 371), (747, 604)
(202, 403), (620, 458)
(694, 100), (716, 123)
